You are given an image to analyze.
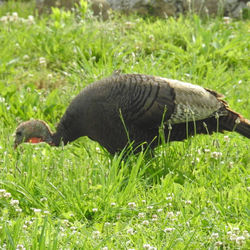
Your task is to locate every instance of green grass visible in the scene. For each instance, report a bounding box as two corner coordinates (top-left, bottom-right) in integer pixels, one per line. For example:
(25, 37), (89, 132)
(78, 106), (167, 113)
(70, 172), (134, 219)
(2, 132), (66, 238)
(0, 2), (249, 249)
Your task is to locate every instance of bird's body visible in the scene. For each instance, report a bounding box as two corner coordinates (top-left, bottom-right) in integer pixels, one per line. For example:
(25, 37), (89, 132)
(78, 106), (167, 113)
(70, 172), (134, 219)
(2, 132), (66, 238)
(15, 74), (250, 153)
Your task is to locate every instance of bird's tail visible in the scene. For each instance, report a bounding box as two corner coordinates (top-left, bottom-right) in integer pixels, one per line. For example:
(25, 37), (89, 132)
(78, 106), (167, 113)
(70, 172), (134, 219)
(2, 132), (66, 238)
(235, 117), (250, 139)
(221, 108), (250, 139)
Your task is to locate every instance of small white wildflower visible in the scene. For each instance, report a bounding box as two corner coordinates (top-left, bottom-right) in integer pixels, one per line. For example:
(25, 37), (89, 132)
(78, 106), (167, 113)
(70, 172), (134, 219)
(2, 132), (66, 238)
(0, 16), (8, 23)
(92, 230), (100, 239)
(0, 189), (6, 196)
(227, 231), (232, 236)
(23, 224), (27, 229)
(4, 192), (11, 198)
(236, 236), (245, 245)
(24, 220), (32, 226)
(147, 205), (153, 210)
(149, 247), (157, 250)
(39, 57), (46, 66)
(211, 232), (219, 239)
(215, 241), (223, 246)
(10, 199), (19, 206)
(15, 208), (22, 213)
(116, 213), (121, 220)
(235, 117), (240, 124)
(230, 233), (237, 241)
(33, 208), (42, 213)
(224, 135), (230, 142)
(166, 196), (172, 201)
(92, 208), (98, 212)
(127, 228), (135, 235)
(142, 200), (146, 204)
(164, 227), (175, 233)
(166, 202), (172, 207)
(152, 214), (158, 221)
(23, 55), (29, 60)
(16, 244), (25, 250)
(104, 222), (111, 227)
(102, 247), (108, 250)
(233, 227), (240, 233)
(143, 244), (151, 249)
(40, 197), (47, 202)
(43, 210), (50, 215)
(211, 151), (222, 159)
(243, 230), (249, 238)
(28, 15), (35, 24)
(223, 16), (231, 24)
(204, 148), (210, 153)
(176, 211), (181, 216)
(166, 212), (174, 218)
(157, 208), (163, 213)
(128, 202), (136, 208)
(184, 200), (192, 205)
(142, 220), (149, 226)
(138, 212), (145, 218)
(110, 202), (116, 206)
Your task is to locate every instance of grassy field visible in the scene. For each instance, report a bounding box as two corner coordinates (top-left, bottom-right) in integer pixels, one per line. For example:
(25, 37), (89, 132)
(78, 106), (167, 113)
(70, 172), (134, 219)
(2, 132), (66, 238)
(0, 1), (249, 249)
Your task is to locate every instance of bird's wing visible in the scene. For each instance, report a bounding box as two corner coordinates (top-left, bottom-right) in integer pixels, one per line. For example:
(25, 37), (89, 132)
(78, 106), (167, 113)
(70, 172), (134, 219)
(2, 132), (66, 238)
(118, 75), (225, 129)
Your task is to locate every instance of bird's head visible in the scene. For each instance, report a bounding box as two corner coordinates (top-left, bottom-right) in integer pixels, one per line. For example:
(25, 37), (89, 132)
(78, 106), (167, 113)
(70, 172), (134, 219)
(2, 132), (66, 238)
(14, 120), (53, 148)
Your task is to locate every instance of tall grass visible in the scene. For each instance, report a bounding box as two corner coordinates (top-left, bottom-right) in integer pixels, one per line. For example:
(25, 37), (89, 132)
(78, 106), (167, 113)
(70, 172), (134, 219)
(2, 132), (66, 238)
(0, 1), (249, 249)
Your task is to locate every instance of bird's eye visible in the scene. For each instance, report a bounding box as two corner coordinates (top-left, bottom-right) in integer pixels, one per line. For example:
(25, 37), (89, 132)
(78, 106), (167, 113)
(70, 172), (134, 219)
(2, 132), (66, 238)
(16, 131), (22, 136)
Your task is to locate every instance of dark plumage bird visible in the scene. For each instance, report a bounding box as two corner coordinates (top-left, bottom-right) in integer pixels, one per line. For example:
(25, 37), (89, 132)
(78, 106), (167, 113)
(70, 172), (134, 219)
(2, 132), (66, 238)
(14, 73), (250, 154)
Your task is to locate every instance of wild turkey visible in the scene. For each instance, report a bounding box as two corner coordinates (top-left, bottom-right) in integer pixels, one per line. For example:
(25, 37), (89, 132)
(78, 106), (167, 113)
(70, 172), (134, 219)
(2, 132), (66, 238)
(14, 73), (250, 154)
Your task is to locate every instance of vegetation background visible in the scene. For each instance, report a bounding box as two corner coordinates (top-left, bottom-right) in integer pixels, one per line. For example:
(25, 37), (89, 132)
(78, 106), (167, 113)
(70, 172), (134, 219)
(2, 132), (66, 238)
(0, 1), (249, 249)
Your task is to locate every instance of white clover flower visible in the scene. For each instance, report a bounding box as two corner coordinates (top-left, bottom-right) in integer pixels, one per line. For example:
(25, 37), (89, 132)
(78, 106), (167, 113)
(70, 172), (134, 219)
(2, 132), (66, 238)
(110, 202), (116, 206)
(0, 16), (8, 23)
(243, 230), (249, 238)
(147, 205), (153, 210)
(142, 220), (149, 226)
(92, 230), (100, 239)
(16, 244), (25, 250)
(224, 135), (230, 142)
(230, 233), (237, 241)
(143, 244), (151, 249)
(142, 200), (146, 204)
(157, 208), (163, 213)
(23, 55), (29, 60)
(43, 210), (50, 215)
(233, 227), (240, 233)
(166, 212), (174, 218)
(127, 228), (135, 235)
(23, 225), (27, 229)
(215, 241), (223, 246)
(236, 236), (245, 245)
(128, 202), (136, 208)
(104, 222), (111, 227)
(92, 208), (98, 212)
(116, 213), (121, 220)
(0, 189), (6, 195)
(33, 208), (42, 213)
(166, 196), (173, 201)
(4, 192), (11, 198)
(39, 57), (46, 66)
(28, 15), (35, 24)
(15, 208), (22, 213)
(211, 232), (219, 239)
(138, 212), (145, 218)
(184, 200), (192, 205)
(102, 247), (108, 250)
(10, 199), (19, 206)
(164, 227), (175, 233)
(223, 16), (231, 24)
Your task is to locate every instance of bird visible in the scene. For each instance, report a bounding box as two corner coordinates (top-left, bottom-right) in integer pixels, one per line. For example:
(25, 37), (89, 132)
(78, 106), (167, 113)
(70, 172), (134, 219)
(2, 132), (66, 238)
(14, 73), (250, 154)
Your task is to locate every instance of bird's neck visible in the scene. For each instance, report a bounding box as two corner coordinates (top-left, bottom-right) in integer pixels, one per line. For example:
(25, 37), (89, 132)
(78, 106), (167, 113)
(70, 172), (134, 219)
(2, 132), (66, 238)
(51, 122), (70, 146)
